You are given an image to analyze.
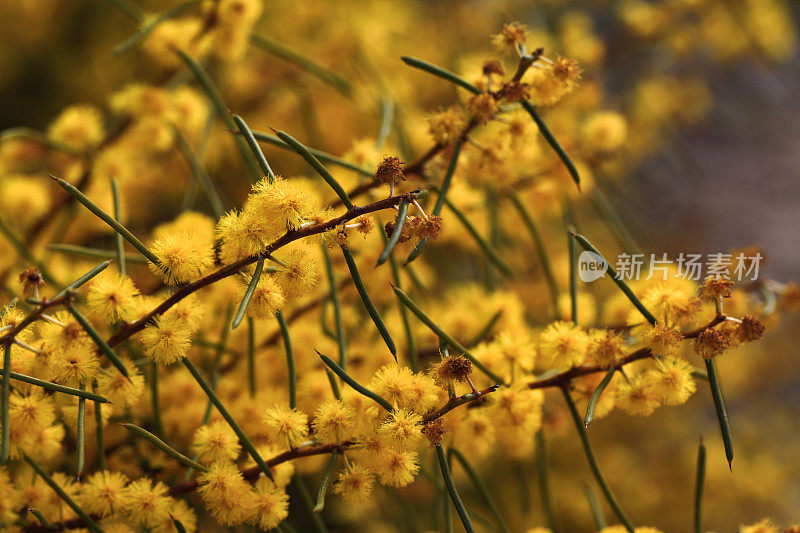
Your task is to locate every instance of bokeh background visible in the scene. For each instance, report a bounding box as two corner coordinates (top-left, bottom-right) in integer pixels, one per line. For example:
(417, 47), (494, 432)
(1, 1), (799, 531)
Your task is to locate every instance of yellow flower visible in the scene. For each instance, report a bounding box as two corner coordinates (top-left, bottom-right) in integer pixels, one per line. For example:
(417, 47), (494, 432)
(149, 232), (214, 284)
(86, 272), (141, 323)
(193, 421), (241, 464)
(312, 399), (357, 445)
(80, 471), (129, 518)
(262, 406), (309, 448)
(249, 478), (289, 531)
(139, 314), (192, 365)
(121, 479), (172, 528)
(47, 104), (105, 151)
(333, 463), (375, 504)
(538, 321), (588, 368)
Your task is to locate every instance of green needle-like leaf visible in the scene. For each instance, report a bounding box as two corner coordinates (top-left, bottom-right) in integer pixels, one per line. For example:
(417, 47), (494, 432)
(401, 56), (481, 95)
(49, 244), (147, 264)
(392, 285), (504, 384)
(110, 178), (126, 276)
(276, 310), (296, 409)
(233, 114), (276, 182)
(22, 452), (103, 533)
(51, 175), (160, 265)
(705, 358), (734, 469)
(26, 507), (58, 530)
(568, 228), (578, 324)
(405, 140), (462, 265)
(231, 258), (264, 330)
(313, 450), (339, 512)
(94, 383), (107, 471)
(521, 100), (580, 189)
(439, 193), (512, 277)
(0, 369), (110, 402)
(584, 367), (615, 428)
(340, 243), (396, 357)
(182, 357), (273, 479)
(121, 422), (207, 471)
(53, 260), (112, 301)
(173, 127), (225, 218)
(436, 444), (476, 533)
(68, 304), (130, 379)
(249, 131), (373, 177)
(569, 231), (658, 326)
(175, 48), (261, 182)
(321, 245), (346, 369)
(584, 484), (607, 530)
(250, 34), (353, 97)
(76, 383), (86, 475)
(276, 130), (354, 209)
(376, 200), (409, 266)
(507, 193), (559, 315)
(561, 388), (634, 532)
(449, 448), (510, 533)
(694, 438), (707, 533)
(317, 351), (393, 412)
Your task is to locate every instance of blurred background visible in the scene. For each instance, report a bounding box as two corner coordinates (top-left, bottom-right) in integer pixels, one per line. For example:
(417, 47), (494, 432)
(1, 1), (799, 531)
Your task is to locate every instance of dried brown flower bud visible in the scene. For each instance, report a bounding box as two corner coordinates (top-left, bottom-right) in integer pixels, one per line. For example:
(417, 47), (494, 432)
(694, 327), (732, 359)
(698, 276), (735, 301)
(375, 156), (405, 186)
(432, 355), (473, 387)
(18, 267), (45, 296)
(737, 315), (765, 343)
(482, 60), (505, 77)
(421, 418), (445, 447)
(413, 215), (443, 242)
(467, 93), (498, 124)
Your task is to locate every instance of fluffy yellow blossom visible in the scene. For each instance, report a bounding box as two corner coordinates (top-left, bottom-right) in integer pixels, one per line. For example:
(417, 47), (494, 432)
(149, 231), (214, 284)
(538, 321), (589, 368)
(122, 479), (172, 528)
(80, 471), (129, 517)
(312, 399), (358, 444)
(262, 406), (309, 448)
(193, 421), (241, 464)
(250, 478), (289, 531)
(243, 274), (286, 319)
(86, 272), (140, 323)
(333, 463), (375, 504)
(47, 104), (105, 151)
(650, 358), (696, 406)
(377, 449), (420, 488)
(139, 314), (193, 365)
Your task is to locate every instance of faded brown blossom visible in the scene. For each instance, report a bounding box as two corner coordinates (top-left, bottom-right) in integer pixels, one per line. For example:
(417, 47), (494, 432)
(698, 276), (735, 301)
(374, 156), (405, 186)
(18, 267), (44, 296)
(694, 327), (733, 359)
(737, 315), (766, 342)
(421, 418), (445, 447)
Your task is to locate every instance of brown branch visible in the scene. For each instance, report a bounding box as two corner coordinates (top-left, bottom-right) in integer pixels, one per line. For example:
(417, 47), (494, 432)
(101, 191), (418, 353)
(527, 315), (728, 391)
(0, 293), (73, 346)
(22, 379), (499, 532)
